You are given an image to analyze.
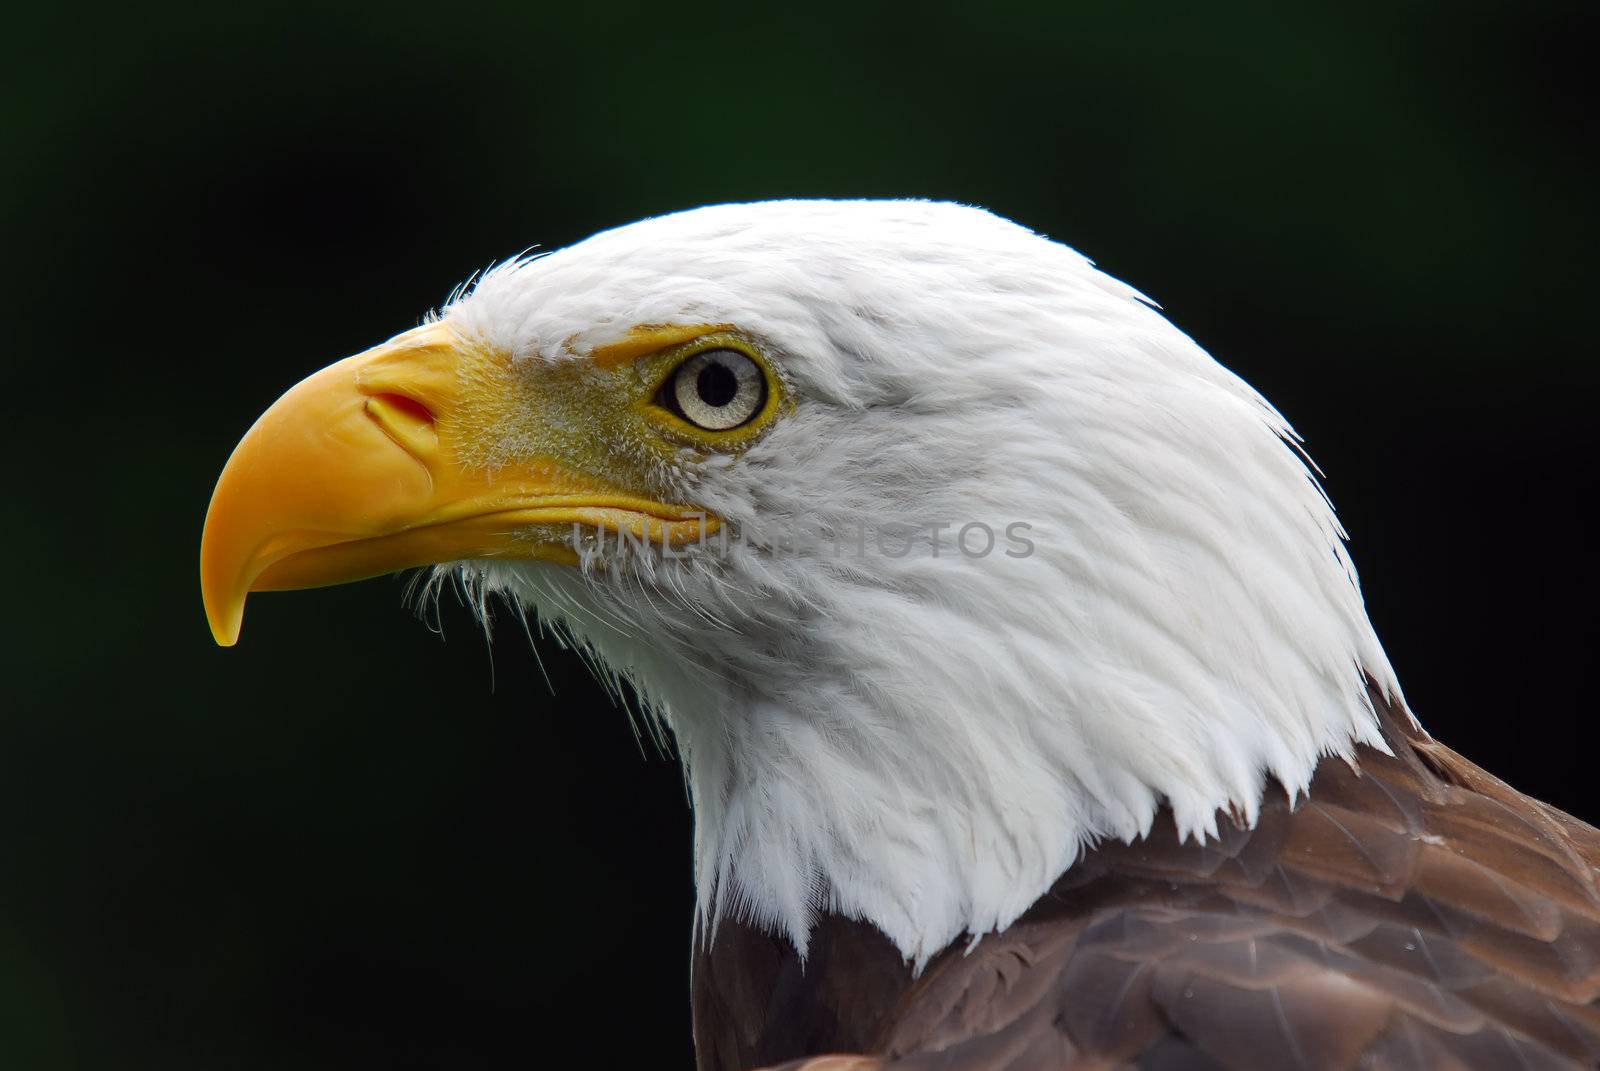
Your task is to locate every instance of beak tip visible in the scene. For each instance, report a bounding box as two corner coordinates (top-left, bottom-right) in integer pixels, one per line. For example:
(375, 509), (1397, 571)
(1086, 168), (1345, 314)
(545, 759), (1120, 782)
(201, 555), (246, 647)
(205, 600), (244, 647)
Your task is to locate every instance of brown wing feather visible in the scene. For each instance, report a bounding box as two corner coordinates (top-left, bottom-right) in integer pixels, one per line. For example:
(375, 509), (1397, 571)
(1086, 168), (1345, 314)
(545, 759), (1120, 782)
(698, 691), (1600, 1070)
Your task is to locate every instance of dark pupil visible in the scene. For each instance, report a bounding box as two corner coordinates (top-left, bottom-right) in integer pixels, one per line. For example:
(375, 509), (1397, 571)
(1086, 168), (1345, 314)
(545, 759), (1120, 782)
(696, 361), (739, 407)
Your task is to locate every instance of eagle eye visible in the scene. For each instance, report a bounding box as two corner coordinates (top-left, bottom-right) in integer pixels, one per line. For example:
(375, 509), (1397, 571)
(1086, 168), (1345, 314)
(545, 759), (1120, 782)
(664, 348), (766, 431)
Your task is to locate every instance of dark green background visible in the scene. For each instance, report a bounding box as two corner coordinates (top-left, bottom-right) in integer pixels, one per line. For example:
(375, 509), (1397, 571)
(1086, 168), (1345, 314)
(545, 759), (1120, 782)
(3, 2), (1594, 1067)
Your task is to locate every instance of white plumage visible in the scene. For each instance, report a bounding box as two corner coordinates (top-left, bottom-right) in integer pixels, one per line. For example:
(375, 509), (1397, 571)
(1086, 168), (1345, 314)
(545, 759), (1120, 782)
(435, 200), (1403, 968)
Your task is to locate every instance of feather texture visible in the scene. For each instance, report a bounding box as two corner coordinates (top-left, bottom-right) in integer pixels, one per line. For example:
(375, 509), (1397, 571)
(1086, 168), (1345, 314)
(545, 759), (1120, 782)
(441, 200), (1402, 965)
(696, 690), (1600, 1070)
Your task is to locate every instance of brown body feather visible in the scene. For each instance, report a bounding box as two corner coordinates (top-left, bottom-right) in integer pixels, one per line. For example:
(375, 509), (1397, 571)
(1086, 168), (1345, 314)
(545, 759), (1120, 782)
(692, 692), (1600, 1070)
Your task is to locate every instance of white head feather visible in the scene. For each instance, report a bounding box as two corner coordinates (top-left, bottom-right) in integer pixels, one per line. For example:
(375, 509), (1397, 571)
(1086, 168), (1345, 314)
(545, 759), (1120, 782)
(437, 200), (1403, 968)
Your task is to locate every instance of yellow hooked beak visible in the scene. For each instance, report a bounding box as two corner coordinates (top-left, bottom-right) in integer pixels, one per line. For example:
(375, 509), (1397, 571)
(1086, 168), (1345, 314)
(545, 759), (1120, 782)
(200, 322), (715, 647)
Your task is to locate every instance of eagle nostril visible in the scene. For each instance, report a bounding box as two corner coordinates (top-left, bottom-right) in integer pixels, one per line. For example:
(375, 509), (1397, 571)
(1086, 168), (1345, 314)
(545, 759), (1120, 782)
(368, 392), (435, 426)
(363, 392), (439, 460)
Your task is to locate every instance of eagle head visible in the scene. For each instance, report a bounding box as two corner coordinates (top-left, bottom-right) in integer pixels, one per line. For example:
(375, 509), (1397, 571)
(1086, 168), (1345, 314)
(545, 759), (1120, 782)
(202, 200), (1400, 966)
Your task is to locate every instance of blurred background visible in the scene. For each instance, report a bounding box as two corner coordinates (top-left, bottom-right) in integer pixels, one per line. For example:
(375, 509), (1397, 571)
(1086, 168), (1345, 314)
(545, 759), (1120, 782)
(2, 1), (1595, 1066)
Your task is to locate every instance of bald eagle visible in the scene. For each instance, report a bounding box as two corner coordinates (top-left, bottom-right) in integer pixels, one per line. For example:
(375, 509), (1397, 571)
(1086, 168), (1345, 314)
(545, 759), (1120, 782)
(202, 201), (1600, 1070)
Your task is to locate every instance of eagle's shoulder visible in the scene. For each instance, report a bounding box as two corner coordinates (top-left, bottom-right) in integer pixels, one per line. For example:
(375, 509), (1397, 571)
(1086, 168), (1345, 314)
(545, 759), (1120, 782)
(701, 696), (1600, 1071)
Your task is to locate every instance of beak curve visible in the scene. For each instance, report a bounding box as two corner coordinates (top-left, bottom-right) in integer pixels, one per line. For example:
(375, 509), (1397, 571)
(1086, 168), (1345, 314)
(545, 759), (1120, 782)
(200, 322), (714, 647)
